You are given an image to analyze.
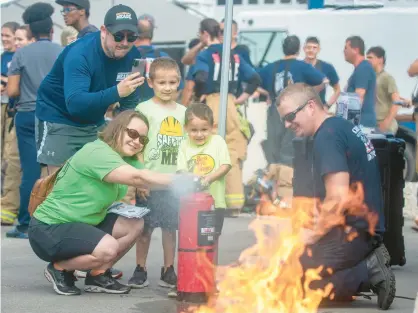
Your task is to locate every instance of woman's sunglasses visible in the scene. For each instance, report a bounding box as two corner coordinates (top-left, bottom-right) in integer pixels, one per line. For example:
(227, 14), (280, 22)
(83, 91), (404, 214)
(113, 32), (138, 43)
(126, 128), (149, 145)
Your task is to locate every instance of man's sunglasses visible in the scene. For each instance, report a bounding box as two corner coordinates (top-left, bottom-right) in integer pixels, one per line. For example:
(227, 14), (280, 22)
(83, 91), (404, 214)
(60, 7), (78, 15)
(113, 32), (138, 43)
(281, 100), (311, 123)
(126, 128), (149, 145)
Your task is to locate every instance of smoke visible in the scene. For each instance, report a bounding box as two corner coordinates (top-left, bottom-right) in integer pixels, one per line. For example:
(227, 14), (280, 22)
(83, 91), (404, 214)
(169, 174), (202, 200)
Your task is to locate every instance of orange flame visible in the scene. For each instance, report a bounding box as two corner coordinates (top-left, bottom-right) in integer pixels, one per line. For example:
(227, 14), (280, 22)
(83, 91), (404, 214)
(187, 182), (377, 313)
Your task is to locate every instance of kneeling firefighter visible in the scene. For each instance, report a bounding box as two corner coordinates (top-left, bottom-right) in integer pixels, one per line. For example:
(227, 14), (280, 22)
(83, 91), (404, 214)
(192, 18), (261, 216)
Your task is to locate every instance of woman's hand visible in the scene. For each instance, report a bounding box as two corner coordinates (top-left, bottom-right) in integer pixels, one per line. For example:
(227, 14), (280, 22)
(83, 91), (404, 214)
(200, 175), (212, 187)
(104, 166), (201, 197)
(137, 187), (149, 200)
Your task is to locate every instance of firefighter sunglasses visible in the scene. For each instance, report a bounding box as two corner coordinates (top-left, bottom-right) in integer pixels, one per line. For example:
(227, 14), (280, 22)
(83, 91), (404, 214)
(125, 128), (149, 145)
(281, 99), (311, 123)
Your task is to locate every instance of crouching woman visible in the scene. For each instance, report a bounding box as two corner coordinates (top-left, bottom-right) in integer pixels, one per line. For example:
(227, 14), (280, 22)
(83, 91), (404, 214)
(28, 110), (177, 296)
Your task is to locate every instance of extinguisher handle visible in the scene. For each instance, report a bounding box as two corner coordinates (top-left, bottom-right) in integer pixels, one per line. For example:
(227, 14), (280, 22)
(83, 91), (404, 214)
(193, 176), (208, 192)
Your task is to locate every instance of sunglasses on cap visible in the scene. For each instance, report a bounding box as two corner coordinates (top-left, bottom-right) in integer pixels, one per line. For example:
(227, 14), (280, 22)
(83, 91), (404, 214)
(281, 99), (311, 123)
(113, 32), (138, 43)
(125, 128), (149, 145)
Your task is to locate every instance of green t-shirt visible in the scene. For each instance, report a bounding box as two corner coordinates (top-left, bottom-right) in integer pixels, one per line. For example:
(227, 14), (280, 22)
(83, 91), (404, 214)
(376, 70), (399, 133)
(177, 135), (231, 208)
(136, 99), (186, 173)
(34, 139), (143, 225)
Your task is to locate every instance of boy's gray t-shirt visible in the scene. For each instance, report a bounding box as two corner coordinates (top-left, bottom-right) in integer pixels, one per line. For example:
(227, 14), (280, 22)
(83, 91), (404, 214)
(8, 40), (62, 112)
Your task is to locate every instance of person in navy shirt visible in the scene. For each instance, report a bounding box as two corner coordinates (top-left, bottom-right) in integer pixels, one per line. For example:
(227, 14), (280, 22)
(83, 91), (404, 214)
(303, 36), (340, 106)
(278, 83), (395, 310)
(219, 19), (252, 67)
(56, 0), (98, 39)
(344, 36), (377, 128)
(1, 21), (19, 226)
(1, 22), (19, 117)
(192, 18), (260, 216)
(258, 35), (326, 102)
(181, 38), (200, 106)
(36, 4), (145, 173)
(259, 35), (326, 200)
(6, 3), (62, 239)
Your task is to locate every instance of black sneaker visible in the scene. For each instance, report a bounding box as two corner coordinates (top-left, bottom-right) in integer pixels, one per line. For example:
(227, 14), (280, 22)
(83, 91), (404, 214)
(159, 265), (177, 288)
(44, 263), (81, 296)
(376, 243), (391, 266)
(366, 247), (396, 310)
(84, 270), (131, 294)
(75, 267), (123, 279)
(128, 266), (150, 288)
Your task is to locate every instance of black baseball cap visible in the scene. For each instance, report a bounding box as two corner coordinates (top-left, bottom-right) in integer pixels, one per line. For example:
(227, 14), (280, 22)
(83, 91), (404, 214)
(56, 0), (90, 10)
(104, 4), (138, 35)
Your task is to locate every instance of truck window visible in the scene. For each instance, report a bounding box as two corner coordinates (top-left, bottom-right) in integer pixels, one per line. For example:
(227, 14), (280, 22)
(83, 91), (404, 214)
(238, 30), (287, 68)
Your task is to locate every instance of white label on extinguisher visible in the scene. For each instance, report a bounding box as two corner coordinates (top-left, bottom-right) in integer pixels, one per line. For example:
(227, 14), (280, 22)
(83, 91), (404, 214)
(201, 227), (215, 234)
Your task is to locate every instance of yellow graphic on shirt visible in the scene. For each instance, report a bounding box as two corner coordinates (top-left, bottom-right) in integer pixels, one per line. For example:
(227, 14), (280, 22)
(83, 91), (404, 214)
(149, 116), (184, 165)
(187, 154), (215, 176)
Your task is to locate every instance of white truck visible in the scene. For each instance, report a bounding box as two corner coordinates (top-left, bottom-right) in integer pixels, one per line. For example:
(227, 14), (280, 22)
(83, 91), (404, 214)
(237, 7), (418, 181)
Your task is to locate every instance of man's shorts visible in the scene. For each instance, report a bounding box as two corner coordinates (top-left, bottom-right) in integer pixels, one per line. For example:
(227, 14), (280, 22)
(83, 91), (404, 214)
(35, 119), (105, 166)
(28, 213), (119, 263)
(214, 208), (225, 238)
(144, 190), (180, 232)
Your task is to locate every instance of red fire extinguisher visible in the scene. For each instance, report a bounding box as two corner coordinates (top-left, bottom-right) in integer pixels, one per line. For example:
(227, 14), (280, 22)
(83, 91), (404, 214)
(177, 189), (216, 303)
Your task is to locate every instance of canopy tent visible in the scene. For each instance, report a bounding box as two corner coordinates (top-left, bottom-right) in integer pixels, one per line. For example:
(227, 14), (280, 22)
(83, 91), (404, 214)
(1, 0), (201, 45)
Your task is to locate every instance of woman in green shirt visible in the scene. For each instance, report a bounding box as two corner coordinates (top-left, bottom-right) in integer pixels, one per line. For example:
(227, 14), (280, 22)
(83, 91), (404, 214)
(28, 110), (181, 296)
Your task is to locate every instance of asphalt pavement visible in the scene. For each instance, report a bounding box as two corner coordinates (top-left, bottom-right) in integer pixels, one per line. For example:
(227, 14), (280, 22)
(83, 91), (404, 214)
(1, 217), (417, 313)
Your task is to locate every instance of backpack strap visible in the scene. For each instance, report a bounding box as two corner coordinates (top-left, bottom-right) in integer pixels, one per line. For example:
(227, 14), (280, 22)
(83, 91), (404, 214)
(272, 59), (294, 101)
(283, 60), (292, 89)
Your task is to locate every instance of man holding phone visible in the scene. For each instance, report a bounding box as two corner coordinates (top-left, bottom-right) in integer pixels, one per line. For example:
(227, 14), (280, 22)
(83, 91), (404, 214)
(115, 14), (182, 112)
(36, 4), (145, 175)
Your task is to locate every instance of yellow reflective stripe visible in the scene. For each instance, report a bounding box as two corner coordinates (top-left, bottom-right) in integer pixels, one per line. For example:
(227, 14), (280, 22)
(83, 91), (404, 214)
(1, 210), (17, 223)
(226, 194), (245, 207)
(225, 194), (245, 200)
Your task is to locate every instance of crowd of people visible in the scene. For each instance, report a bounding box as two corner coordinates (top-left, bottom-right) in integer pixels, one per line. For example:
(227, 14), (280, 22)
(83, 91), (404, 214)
(1, 0), (417, 310)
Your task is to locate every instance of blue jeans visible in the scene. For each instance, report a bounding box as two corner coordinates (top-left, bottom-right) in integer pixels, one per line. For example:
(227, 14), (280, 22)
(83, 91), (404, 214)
(15, 111), (41, 229)
(300, 226), (372, 299)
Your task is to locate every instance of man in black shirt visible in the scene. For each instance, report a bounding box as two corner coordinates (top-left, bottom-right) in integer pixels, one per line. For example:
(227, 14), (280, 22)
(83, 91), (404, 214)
(277, 83), (395, 310)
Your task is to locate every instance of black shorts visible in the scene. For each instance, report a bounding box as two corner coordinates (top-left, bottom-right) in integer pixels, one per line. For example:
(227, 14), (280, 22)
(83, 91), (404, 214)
(144, 190), (179, 232)
(28, 214), (119, 263)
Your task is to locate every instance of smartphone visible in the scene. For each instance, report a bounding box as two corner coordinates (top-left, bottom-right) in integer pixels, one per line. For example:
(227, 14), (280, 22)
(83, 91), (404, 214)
(393, 100), (404, 106)
(131, 59), (147, 76)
